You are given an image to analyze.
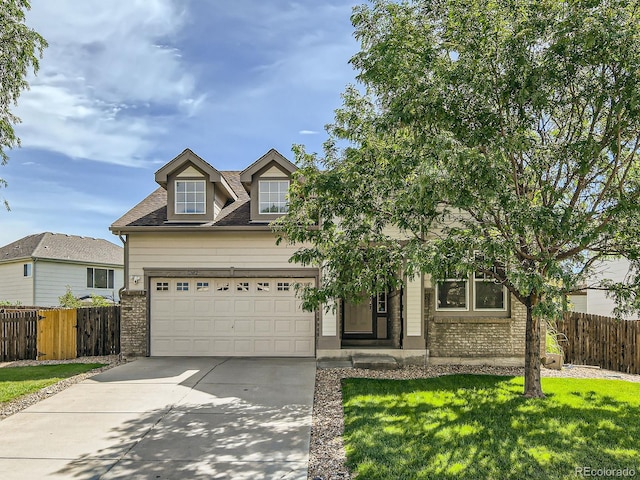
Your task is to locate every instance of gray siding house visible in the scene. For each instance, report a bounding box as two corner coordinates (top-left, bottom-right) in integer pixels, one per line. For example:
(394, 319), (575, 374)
(0, 232), (124, 306)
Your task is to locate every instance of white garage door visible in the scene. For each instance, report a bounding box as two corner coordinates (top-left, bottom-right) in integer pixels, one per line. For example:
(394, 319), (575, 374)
(150, 277), (315, 356)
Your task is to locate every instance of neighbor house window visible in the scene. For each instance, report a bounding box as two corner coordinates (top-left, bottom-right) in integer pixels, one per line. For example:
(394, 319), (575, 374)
(259, 180), (289, 214)
(175, 180), (206, 214)
(87, 268), (115, 289)
(376, 293), (387, 314)
(23, 264), (32, 277)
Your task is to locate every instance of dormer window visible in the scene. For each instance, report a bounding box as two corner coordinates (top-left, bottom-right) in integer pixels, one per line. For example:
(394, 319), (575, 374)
(259, 180), (289, 214)
(175, 180), (206, 214)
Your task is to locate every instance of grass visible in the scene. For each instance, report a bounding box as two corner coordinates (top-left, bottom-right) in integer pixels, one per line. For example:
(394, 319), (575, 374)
(0, 364), (105, 403)
(342, 375), (640, 479)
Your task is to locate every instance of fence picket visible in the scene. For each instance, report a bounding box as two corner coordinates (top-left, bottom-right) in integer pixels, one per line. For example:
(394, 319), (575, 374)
(558, 312), (640, 375)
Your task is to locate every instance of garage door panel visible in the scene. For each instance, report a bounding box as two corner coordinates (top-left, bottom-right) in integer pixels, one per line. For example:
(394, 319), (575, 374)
(151, 276), (315, 356)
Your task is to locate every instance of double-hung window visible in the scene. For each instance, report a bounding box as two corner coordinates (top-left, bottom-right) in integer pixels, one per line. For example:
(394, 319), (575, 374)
(87, 268), (115, 289)
(259, 180), (289, 214)
(473, 271), (507, 310)
(175, 180), (206, 214)
(436, 275), (469, 310)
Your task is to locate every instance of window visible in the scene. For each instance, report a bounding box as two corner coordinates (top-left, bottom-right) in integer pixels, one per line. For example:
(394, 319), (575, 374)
(436, 277), (468, 310)
(216, 282), (230, 291)
(277, 282), (290, 291)
(23, 264), (32, 277)
(156, 282), (169, 291)
(196, 282), (209, 291)
(436, 272), (508, 312)
(177, 282), (189, 291)
(474, 272), (507, 310)
(236, 282), (249, 292)
(257, 282), (270, 292)
(87, 268), (114, 289)
(376, 293), (387, 314)
(175, 180), (206, 214)
(259, 180), (289, 214)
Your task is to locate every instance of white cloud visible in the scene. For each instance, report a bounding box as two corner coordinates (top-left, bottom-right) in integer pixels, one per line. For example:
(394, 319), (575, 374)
(299, 130), (320, 135)
(15, 0), (201, 166)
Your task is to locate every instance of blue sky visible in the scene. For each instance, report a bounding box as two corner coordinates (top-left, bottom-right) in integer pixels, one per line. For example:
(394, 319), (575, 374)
(0, 0), (360, 246)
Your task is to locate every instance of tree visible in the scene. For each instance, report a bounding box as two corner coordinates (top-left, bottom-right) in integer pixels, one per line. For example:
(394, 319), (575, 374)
(276, 0), (640, 397)
(0, 0), (47, 208)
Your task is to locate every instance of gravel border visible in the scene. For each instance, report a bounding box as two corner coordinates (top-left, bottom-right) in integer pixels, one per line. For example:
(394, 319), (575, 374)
(0, 355), (123, 420)
(307, 364), (640, 480)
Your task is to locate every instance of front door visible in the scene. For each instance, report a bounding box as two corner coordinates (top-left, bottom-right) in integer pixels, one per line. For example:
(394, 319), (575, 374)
(342, 293), (389, 340)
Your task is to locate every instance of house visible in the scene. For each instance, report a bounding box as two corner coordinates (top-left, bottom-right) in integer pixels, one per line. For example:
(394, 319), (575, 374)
(0, 232), (124, 306)
(567, 257), (638, 320)
(111, 148), (529, 364)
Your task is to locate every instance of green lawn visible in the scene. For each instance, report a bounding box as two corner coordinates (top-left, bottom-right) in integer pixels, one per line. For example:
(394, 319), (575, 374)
(0, 364), (105, 403)
(342, 375), (640, 479)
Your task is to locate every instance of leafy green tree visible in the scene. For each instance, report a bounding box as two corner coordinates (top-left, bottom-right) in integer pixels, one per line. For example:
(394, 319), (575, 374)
(276, 0), (640, 397)
(58, 286), (81, 308)
(0, 0), (47, 208)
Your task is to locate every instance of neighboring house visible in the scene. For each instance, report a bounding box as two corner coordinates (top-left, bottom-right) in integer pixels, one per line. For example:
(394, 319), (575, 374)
(111, 148), (530, 364)
(0, 232), (124, 306)
(568, 257), (638, 319)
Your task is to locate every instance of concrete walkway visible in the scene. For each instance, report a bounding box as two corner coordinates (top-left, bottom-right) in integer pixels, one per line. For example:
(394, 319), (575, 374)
(0, 357), (316, 479)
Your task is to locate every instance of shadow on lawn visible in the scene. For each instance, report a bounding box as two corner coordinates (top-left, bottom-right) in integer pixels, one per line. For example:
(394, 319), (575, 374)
(341, 375), (640, 480)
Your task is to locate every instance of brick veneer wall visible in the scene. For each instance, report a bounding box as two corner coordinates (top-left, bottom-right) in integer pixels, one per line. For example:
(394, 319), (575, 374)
(120, 289), (148, 357)
(426, 289), (529, 359)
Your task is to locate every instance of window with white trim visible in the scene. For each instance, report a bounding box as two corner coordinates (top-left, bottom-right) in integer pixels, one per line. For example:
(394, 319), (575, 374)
(376, 293), (387, 314)
(436, 273), (508, 312)
(474, 272), (507, 310)
(277, 282), (290, 291)
(156, 282), (169, 291)
(259, 180), (289, 214)
(257, 282), (270, 292)
(236, 282), (249, 292)
(196, 282), (209, 291)
(175, 180), (206, 214)
(216, 282), (229, 291)
(23, 264), (32, 277)
(177, 282), (189, 291)
(87, 268), (114, 289)
(436, 276), (468, 311)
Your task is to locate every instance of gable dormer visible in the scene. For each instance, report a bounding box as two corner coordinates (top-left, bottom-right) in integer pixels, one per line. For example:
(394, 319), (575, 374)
(240, 149), (297, 223)
(155, 149), (237, 223)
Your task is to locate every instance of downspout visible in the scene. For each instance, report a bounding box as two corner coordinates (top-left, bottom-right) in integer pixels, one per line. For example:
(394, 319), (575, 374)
(32, 257), (38, 306)
(117, 233), (128, 299)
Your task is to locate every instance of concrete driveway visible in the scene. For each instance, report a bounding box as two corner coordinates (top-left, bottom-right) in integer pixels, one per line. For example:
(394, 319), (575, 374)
(0, 357), (316, 479)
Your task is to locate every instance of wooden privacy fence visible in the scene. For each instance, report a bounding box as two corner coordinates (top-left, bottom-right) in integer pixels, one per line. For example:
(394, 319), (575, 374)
(0, 306), (120, 361)
(557, 312), (640, 375)
(76, 307), (120, 357)
(37, 309), (77, 360)
(0, 310), (38, 361)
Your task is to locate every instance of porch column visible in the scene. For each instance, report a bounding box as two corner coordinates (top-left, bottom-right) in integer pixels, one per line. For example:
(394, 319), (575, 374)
(317, 299), (340, 349)
(403, 274), (425, 349)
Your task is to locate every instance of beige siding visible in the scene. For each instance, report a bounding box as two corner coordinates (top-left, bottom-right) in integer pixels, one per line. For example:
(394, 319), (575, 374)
(321, 300), (337, 336)
(406, 274), (423, 336)
(0, 261), (34, 305)
(35, 261), (124, 306)
(127, 231), (308, 290)
(213, 187), (226, 219)
(587, 258), (634, 319)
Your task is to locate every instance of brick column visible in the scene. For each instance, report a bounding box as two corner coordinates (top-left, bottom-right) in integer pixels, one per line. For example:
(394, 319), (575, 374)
(120, 289), (148, 357)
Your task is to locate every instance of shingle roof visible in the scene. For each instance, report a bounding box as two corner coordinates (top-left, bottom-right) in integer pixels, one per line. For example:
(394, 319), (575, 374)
(111, 171), (254, 229)
(0, 233), (123, 265)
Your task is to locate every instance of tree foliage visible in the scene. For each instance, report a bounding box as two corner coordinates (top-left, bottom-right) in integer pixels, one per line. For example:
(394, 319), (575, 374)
(276, 0), (640, 397)
(0, 0), (47, 208)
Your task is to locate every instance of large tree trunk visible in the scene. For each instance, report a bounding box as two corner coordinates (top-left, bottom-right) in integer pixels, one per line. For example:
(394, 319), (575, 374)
(523, 296), (545, 398)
